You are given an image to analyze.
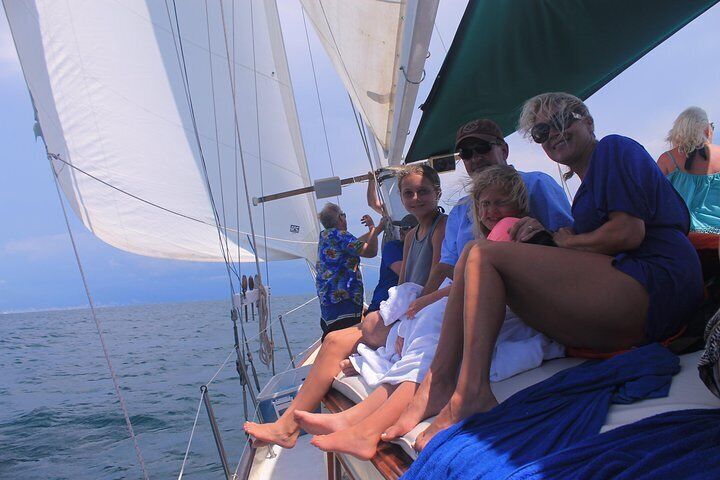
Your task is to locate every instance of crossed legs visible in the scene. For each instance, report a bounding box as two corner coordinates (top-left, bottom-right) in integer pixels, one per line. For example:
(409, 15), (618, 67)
(243, 325), (363, 448)
(309, 382), (419, 460)
(387, 240), (648, 451)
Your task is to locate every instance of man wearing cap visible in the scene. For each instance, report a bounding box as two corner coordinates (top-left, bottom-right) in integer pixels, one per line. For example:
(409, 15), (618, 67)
(422, 119), (572, 294)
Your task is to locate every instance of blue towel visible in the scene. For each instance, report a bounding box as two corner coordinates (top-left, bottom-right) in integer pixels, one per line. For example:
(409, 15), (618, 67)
(402, 344), (679, 480)
(506, 409), (720, 479)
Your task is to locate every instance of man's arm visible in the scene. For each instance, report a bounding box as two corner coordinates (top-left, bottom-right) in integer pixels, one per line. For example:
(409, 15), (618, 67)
(522, 171), (573, 231)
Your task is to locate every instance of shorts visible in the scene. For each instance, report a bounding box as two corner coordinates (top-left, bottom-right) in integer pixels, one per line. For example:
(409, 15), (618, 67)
(320, 299), (362, 341)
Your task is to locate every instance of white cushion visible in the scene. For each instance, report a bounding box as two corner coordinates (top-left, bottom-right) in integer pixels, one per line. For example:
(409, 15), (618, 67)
(331, 351), (720, 460)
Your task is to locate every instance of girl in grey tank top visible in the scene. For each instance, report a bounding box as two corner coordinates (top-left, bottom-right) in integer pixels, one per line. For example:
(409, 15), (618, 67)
(395, 164), (447, 287)
(404, 212), (445, 286)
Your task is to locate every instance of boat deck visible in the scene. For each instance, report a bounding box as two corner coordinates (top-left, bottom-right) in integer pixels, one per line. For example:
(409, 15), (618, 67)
(330, 349), (720, 470)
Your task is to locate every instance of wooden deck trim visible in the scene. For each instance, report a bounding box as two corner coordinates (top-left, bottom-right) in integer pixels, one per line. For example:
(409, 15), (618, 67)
(322, 388), (413, 480)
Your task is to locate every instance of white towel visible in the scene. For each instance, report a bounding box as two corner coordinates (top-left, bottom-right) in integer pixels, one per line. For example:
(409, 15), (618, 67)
(349, 279), (565, 387)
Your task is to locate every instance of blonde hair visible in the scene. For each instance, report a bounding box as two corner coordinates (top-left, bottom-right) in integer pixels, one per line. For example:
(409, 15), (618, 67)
(518, 92), (594, 181)
(470, 165), (528, 236)
(666, 106), (710, 155)
(397, 163), (442, 198)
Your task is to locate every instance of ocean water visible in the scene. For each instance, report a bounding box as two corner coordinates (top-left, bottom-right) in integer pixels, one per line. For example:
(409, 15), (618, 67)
(0, 297), (321, 479)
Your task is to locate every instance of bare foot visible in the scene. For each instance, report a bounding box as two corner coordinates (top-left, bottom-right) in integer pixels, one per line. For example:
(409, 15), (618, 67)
(294, 410), (352, 435)
(413, 390), (498, 452)
(311, 427), (379, 461)
(339, 359), (358, 377)
(243, 420), (299, 449)
(381, 371), (454, 440)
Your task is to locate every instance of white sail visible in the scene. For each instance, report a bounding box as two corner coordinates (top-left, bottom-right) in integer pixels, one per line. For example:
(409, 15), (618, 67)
(299, 0), (438, 164)
(5, 0), (319, 263)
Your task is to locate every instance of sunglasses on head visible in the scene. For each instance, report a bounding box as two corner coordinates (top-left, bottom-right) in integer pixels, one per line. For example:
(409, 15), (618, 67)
(531, 111), (584, 144)
(457, 140), (501, 160)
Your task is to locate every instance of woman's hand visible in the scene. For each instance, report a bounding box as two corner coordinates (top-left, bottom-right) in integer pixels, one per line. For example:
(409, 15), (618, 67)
(553, 227), (576, 248)
(361, 214), (375, 230)
(406, 295), (432, 319)
(509, 216), (546, 242)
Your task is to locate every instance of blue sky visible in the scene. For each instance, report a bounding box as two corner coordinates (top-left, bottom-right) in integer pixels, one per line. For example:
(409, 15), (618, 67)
(1, 2), (719, 312)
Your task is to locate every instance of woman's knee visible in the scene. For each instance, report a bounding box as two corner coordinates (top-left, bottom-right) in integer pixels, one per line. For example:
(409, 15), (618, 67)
(360, 311), (389, 348)
(467, 240), (505, 266)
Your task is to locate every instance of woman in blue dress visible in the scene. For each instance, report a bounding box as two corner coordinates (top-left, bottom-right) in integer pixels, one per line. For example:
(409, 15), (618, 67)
(384, 92), (704, 451)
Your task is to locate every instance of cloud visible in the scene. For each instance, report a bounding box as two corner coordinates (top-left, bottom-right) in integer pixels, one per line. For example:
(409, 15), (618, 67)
(2, 233), (70, 261)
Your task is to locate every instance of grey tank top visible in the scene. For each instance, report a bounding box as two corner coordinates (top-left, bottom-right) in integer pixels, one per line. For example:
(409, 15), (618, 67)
(404, 212), (445, 287)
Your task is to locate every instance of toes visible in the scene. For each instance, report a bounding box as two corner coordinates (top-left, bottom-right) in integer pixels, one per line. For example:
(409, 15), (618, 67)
(381, 426), (401, 440)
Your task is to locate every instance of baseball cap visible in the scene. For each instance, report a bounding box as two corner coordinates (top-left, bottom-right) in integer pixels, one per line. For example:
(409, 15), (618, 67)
(392, 214), (418, 229)
(455, 119), (505, 148)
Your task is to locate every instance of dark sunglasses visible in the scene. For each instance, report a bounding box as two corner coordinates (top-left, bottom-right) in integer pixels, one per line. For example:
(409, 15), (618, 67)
(531, 111), (584, 144)
(457, 140), (501, 159)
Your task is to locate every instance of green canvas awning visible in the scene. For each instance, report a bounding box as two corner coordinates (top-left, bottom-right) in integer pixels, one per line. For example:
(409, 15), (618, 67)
(406, 0), (718, 162)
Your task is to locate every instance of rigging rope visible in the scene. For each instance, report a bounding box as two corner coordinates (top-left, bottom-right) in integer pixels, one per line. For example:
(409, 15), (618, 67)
(347, 95), (392, 223)
(177, 393), (204, 480)
(218, 1), (266, 283)
(433, 21), (448, 55)
(177, 346), (236, 480)
(249, 0), (274, 368)
(218, 2), (272, 372)
(178, 294), (316, 478)
(204, 0), (233, 266)
(164, 0), (241, 291)
(257, 283), (273, 366)
(47, 154), (149, 480)
(301, 6), (340, 205)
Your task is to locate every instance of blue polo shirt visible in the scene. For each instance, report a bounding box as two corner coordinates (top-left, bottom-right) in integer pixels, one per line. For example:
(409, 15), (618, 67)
(440, 171), (573, 266)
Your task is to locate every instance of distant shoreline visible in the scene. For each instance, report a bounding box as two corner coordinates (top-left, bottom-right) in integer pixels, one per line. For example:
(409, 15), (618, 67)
(0, 293), (317, 315)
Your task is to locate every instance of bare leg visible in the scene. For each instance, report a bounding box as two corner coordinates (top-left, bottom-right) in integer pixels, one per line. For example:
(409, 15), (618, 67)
(361, 310), (393, 348)
(312, 382), (418, 460)
(295, 384), (394, 435)
(339, 359), (358, 377)
(383, 245), (474, 439)
(244, 326), (362, 448)
(414, 241), (648, 451)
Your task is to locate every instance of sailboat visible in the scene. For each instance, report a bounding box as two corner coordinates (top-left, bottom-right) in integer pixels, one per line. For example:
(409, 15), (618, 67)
(4, 0), (720, 478)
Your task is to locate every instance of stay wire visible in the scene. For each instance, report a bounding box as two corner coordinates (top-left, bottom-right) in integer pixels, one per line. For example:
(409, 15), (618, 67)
(177, 346), (236, 480)
(47, 153), (149, 480)
(249, 0), (274, 368)
(232, 0), (243, 282)
(164, 0), (239, 294)
(204, 0), (234, 270)
(301, 6), (340, 205)
(218, 1), (266, 282)
(348, 95), (390, 213)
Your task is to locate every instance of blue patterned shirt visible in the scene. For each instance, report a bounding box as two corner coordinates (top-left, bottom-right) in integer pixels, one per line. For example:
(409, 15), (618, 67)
(316, 228), (364, 307)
